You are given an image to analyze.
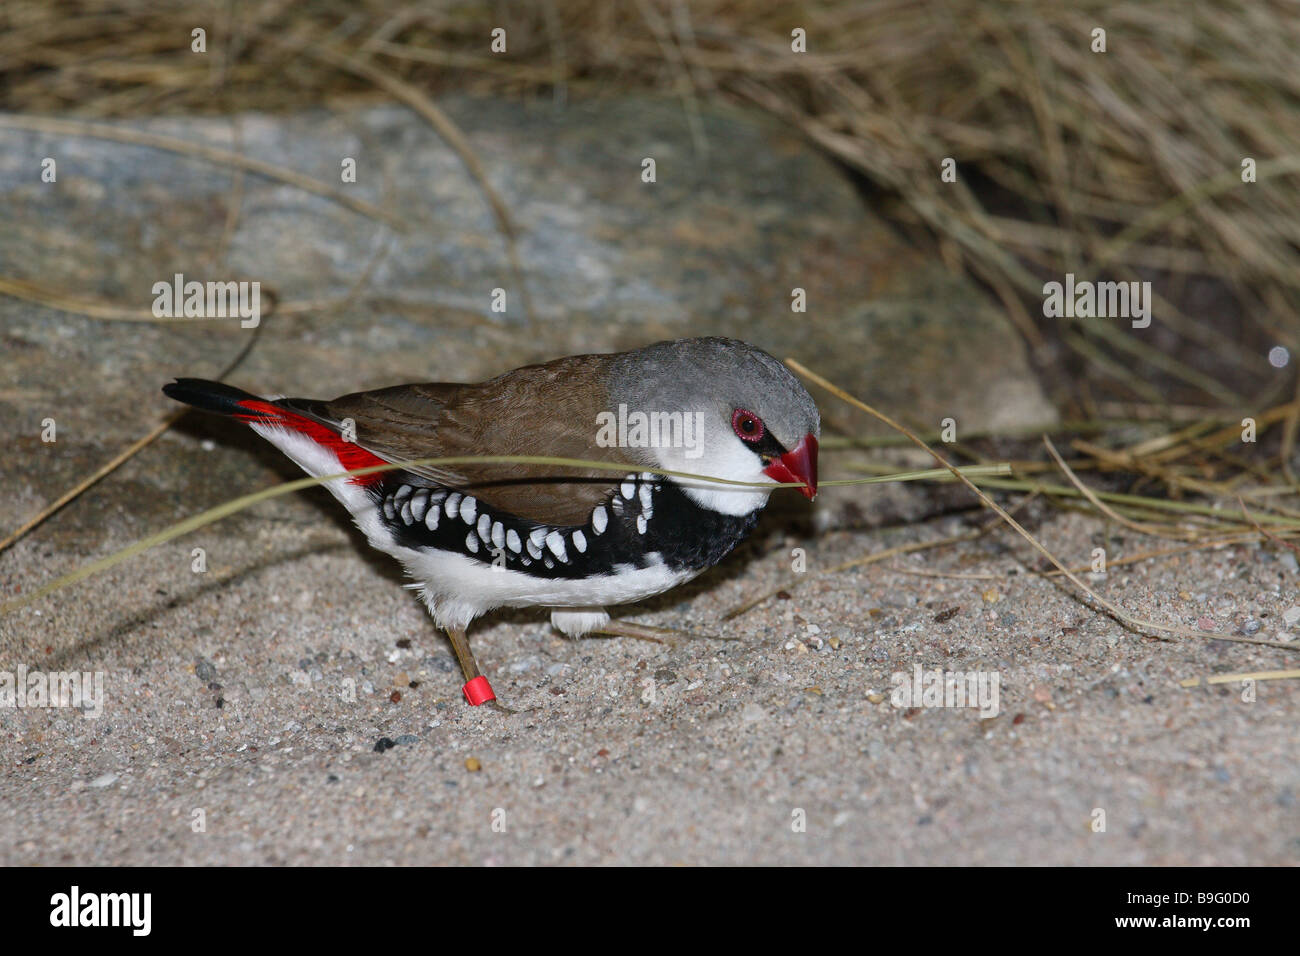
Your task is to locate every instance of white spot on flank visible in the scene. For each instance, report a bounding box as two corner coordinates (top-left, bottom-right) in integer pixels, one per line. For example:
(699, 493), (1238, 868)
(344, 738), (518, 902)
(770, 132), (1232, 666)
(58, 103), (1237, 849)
(638, 479), (654, 516)
(506, 528), (521, 553)
(621, 477), (636, 499)
(460, 495), (477, 525)
(492, 521), (505, 549)
(477, 513), (491, 541)
(445, 492), (463, 518)
(394, 485), (412, 504)
(637, 514), (648, 535)
(400, 500), (413, 525)
(409, 490), (428, 522)
(572, 530), (587, 553)
(545, 530), (568, 562)
(592, 506), (608, 534)
(425, 504), (440, 531)
(465, 532), (479, 554)
(526, 535), (543, 560)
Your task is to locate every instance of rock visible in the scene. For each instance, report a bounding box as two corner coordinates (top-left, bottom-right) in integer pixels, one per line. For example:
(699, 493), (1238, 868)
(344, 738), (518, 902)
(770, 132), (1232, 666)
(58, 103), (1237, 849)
(741, 702), (766, 723)
(0, 96), (1051, 542)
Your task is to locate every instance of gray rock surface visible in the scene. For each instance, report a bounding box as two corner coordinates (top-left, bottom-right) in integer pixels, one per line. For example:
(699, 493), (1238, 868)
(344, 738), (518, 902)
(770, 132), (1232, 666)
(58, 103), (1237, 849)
(0, 96), (1052, 534)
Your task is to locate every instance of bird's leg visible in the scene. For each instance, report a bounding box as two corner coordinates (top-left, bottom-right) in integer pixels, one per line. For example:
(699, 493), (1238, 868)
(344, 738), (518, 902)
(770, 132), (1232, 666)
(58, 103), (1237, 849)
(589, 619), (731, 646)
(445, 627), (515, 714)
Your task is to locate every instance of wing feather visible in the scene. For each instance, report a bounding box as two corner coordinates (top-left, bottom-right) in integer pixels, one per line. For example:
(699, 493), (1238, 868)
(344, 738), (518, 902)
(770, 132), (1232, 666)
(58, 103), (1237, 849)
(282, 354), (633, 526)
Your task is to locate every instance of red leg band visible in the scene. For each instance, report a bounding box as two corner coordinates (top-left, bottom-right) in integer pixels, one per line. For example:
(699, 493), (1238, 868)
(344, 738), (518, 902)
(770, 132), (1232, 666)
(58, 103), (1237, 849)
(462, 675), (496, 706)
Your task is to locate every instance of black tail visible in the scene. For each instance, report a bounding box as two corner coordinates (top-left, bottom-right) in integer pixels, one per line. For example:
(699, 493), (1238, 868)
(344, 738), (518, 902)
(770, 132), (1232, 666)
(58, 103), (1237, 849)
(162, 378), (261, 417)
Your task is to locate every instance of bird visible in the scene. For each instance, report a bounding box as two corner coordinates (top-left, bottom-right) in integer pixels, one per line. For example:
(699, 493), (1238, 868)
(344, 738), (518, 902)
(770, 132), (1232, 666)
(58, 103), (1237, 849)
(162, 337), (819, 710)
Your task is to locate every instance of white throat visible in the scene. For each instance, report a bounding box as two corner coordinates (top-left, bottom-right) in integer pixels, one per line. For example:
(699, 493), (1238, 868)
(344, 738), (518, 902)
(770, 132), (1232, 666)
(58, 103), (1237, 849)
(654, 436), (776, 517)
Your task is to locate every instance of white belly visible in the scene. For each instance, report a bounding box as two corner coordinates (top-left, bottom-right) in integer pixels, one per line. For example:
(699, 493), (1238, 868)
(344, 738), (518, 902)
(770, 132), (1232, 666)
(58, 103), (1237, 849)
(403, 547), (697, 631)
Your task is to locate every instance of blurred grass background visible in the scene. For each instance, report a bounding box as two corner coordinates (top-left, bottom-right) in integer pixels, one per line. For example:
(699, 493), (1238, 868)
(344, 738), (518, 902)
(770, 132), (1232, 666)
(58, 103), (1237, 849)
(3, 0), (1300, 529)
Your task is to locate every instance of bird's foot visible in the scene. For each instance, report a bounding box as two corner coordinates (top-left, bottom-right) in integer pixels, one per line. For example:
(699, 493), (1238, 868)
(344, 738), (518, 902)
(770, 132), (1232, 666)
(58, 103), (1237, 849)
(589, 619), (726, 647)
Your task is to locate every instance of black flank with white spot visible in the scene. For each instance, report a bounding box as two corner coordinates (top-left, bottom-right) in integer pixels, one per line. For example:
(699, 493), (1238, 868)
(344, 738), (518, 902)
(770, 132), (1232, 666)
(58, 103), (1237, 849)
(371, 473), (759, 580)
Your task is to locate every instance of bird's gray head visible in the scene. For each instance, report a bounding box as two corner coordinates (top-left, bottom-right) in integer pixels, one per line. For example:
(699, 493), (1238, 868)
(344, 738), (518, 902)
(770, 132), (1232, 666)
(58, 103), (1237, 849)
(606, 337), (820, 515)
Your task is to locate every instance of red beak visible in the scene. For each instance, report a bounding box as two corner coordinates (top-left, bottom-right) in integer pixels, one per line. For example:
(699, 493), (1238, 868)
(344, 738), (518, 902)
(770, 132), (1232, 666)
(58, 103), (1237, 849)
(763, 434), (818, 500)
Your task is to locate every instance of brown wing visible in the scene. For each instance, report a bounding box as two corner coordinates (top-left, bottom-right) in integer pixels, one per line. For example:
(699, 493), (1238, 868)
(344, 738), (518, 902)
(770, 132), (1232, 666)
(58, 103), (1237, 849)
(286, 354), (635, 526)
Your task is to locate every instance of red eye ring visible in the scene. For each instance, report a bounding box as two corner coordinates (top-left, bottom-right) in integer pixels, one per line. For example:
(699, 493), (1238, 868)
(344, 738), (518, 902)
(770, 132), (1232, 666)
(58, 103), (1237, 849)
(732, 408), (764, 442)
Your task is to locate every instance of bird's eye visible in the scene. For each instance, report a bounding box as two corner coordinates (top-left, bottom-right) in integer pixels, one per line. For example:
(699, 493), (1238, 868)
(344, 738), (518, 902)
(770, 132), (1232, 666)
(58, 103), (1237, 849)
(732, 408), (764, 442)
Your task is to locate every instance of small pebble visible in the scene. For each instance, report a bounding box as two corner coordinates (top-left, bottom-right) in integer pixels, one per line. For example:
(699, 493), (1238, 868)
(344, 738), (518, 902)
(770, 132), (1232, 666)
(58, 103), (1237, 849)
(982, 589), (1001, 604)
(427, 655), (456, 674)
(465, 757), (482, 772)
(1282, 606), (1300, 627)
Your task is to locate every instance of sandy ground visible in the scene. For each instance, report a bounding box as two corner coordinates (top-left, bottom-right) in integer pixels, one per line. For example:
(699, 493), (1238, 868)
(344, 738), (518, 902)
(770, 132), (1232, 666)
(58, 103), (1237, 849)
(2, 448), (1297, 865)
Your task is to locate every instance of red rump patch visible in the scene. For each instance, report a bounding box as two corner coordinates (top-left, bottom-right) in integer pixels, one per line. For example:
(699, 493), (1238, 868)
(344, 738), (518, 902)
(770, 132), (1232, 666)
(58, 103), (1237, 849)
(234, 399), (387, 485)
